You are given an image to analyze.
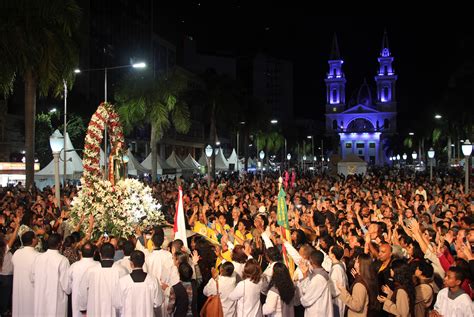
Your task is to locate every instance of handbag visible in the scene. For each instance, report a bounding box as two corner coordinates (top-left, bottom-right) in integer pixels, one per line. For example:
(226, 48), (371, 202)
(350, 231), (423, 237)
(200, 278), (224, 317)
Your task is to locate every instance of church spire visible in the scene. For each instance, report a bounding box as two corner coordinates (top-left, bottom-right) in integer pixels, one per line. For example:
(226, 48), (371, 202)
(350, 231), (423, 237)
(330, 33), (341, 60)
(380, 29), (390, 57)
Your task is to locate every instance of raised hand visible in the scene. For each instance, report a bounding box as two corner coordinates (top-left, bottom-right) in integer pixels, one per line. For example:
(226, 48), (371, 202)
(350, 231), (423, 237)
(191, 250), (201, 265)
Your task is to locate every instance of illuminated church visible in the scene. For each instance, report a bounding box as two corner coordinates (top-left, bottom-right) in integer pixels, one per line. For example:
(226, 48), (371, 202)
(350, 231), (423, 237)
(325, 31), (397, 165)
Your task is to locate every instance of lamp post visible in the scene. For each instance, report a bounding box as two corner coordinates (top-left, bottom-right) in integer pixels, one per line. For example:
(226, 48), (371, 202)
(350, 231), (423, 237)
(63, 80), (68, 186)
(205, 145), (213, 187)
(428, 148), (435, 182)
(287, 153), (291, 170)
(412, 151), (418, 170)
(74, 61), (146, 178)
(259, 150), (265, 181)
(462, 140), (472, 193)
(303, 155), (307, 173)
(50, 130), (64, 209)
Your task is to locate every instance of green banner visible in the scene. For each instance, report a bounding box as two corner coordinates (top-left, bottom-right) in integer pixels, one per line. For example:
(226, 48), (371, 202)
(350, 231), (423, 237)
(277, 187), (289, 229)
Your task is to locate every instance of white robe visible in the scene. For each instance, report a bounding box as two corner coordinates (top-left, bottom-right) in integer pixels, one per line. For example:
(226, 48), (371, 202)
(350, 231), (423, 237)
(228, 279), (263, 317)
(31, 249), (71, 317)
(68, 257), (98, 317)
(433, 287), (474, 317)
(145, 249), (175, 316)
(203, 275), (237, 317)
(298, 273), (333, 317)
(78, 262), (129, 316)
(329, 262), (348, 317)
(11, 246), (39, 317)
(116, 273), (164, 317)
(115, 255), (149, 273)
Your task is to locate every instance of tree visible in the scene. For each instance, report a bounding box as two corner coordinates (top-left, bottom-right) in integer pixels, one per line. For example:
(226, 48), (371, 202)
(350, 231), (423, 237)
(116, 69), (191, 182)
(256, 131), (285, 160)
(0, 0), (81, 188)
(35, 111), (86, 168)
(186, 69), (240, 177)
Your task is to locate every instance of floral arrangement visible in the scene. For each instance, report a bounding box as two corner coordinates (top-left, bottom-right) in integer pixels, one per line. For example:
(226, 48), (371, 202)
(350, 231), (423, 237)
(83, 102), (124, 183)
(70, 177), (164, 238)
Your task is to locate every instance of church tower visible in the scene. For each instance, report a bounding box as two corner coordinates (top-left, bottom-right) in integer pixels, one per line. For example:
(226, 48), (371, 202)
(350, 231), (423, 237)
(325, 34), (346, 114)
(375, 30), (397, 112)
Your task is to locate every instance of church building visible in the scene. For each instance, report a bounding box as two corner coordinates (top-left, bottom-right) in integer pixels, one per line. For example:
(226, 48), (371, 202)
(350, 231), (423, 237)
(325, 31), (397, 165)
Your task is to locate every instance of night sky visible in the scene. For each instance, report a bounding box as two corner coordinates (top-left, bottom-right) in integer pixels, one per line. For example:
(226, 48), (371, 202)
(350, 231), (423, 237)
(155, 3), (473, 134)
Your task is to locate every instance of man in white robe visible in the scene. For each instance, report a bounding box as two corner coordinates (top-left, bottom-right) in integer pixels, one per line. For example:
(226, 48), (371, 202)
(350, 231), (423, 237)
(11, 231), (39, 317)
(143, 229), (175, 316)
(431, 267), (474, 317)
(298, 250), (333, 317)
(68, 242), (98, 317)
(329, 245), (348, 317)
(78, 242), (128, 316)
(31, 233), (71, 317)
(115, 250), (163, 317)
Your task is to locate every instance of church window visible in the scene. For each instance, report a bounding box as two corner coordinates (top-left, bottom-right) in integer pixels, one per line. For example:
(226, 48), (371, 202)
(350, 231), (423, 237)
(332, 89), (338, 103)
(332, 120), (338, 130)
(333, 68), (337, 77)
(384, 65), (388, 75)
(383, 86), (389, 101)
(369, 143), (376, 148)
(345, 143), (352, 148)
(356, 143), (365, 149)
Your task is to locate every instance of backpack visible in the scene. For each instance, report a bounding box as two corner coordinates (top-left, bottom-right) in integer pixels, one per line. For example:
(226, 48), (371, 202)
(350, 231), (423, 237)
(200, 279), (224, 317)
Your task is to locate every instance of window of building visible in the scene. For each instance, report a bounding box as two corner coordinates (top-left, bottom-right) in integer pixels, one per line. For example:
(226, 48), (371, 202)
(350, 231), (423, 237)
(356, 143), (365, 149)
(383, 86), (389, 101)
(333, 107), (337, 112)
(369, 142), (376, 148)
(345, 143), (352, 148)
(370, 156), (375, 164)
(332, 89), (338, 103)
(384, 65), (387, 75)
(332, 120), (338, 130)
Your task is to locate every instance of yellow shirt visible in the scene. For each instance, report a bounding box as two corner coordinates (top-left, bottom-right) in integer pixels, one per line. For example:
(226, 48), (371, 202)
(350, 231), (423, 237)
(193, 221), (218, 242)
(216, 223), (231, 234)
(216, 249), (233, 268)
(235, 230), (253, 245)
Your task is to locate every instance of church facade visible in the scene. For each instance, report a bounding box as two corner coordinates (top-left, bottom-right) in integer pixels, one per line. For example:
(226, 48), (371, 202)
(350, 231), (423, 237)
(325, 32), (397, 165)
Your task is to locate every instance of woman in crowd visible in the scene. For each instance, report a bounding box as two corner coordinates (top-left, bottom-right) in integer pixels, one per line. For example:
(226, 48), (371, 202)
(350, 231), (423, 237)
(338, 253), (379, 317)
(229, 258), (264, 317)
(378, 259), (416, 317)
(262, 262), (298, 317)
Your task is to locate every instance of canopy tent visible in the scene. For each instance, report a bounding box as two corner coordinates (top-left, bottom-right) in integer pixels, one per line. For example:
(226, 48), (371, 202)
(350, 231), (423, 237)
(141, 153), (175, 175)
(126, 149), (150, 176)
(226, 148), (240, 171)
(198, 150), (207, 166)
(215, 148), (229, 171)
(247, 157), (256, 168)
(337, 154), (368, 176)
(183, 154), (201, 171)
(166, 151), (190, 171)
(35, 132), (84, 188)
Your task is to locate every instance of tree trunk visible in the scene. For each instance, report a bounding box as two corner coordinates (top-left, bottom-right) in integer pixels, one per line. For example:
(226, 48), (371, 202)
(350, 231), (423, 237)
(447, 136), (452, 165)
(25, 70), (37, 190)
(210, 101), (217, 180)
(151, 124), (158, 182)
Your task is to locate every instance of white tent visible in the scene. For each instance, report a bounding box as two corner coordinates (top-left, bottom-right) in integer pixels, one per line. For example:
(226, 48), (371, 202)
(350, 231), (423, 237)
(166, 151), (190, 171)
(183, 154), (201, 171)
(215, 148), (229, 171)
(35, 132), (83, 188)
(126, 149), (150, 176)
(142, 153), (175, 175)
(198, 150), (207, 166)
(337, 154), (368, 176)
(226, 148), (240, 171)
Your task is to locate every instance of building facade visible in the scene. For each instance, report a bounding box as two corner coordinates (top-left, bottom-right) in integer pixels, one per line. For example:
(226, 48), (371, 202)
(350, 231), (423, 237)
(325, 32), (397, 165)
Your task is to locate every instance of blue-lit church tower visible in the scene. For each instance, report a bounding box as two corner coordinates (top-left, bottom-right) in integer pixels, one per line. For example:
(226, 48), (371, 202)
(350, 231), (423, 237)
(325, 31), (397, 165)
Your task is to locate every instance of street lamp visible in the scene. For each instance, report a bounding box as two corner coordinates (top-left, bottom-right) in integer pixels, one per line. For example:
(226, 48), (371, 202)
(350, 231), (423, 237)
(270, 119), (278, 124)
(402, 153), (407, 161)
(428, 148), (435, 182)
(259, 150), (265, 180)
(434, 114), (442, 119)
(396, 154), (401, 161)
(412, 151), (417, 160)
(50, 130), (64, 209)
(462, 140), (472, 193)
(205, 145), (213, 187)
(287, 153), (291, 161)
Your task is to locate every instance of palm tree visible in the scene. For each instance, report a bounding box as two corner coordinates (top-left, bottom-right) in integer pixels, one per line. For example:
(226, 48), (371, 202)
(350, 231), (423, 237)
(116, 68), (191, 182)
(0, 0), (81, 188)
(187, 69), (240, 177)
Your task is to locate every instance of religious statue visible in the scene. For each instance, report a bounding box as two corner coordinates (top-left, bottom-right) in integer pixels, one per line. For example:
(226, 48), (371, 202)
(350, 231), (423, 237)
(108, 147), (126, 185)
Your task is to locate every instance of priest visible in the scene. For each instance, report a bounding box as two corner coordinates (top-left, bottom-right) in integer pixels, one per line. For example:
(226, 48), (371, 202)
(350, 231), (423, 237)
(78, 242), (128, 316)
(116, 250), (164, 316)
(31, 233), (71, 316)
(11, 231), (39, 317)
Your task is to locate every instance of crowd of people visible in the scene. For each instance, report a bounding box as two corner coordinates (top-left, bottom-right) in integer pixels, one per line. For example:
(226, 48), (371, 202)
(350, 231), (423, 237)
(0, 168), (473, 317)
